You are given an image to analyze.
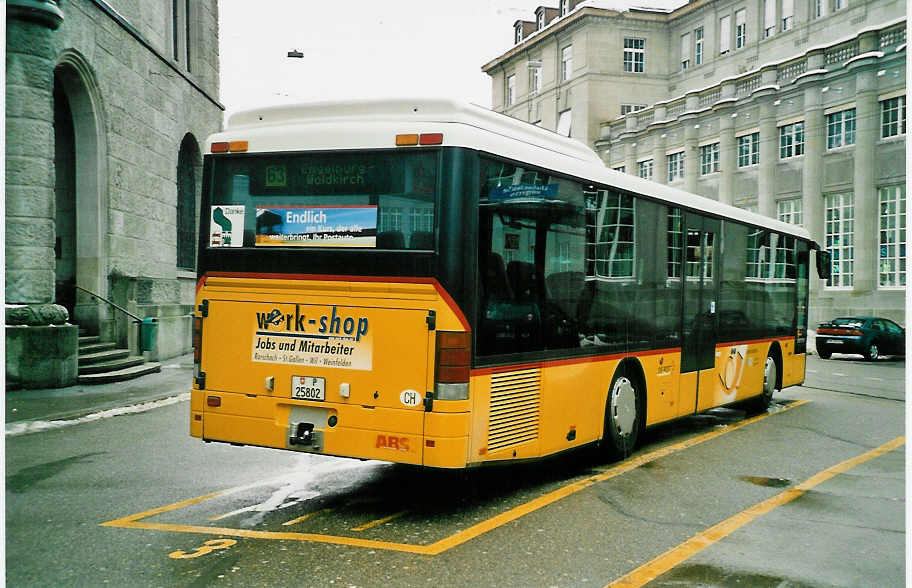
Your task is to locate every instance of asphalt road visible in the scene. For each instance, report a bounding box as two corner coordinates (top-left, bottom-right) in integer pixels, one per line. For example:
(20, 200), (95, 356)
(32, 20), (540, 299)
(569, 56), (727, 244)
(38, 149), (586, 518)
(5, 354), (905, 586)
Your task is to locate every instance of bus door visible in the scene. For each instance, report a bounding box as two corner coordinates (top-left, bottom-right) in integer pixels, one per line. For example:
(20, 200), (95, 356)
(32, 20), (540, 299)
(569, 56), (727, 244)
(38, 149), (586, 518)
(679, 214), (720, 415)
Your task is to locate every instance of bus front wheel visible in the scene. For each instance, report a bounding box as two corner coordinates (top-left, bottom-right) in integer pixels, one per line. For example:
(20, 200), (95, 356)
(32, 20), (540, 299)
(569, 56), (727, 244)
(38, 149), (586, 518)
(602, 367), (641, 461)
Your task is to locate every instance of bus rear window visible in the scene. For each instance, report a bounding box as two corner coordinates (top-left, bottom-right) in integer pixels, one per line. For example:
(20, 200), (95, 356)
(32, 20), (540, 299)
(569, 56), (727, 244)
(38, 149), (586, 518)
(207, 151), (437, 250)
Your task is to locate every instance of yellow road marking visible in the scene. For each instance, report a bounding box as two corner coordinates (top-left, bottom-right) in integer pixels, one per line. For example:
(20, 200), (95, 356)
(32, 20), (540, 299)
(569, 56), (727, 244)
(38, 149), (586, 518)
(101, 400), (809, 555)
(282, 508), (331, 527)
(606, 436), (905, 588)
(351, 511), (406, 532)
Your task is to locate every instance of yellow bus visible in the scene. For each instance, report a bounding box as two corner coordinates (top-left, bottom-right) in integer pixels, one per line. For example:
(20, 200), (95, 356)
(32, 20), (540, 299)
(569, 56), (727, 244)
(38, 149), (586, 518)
(191, 98), (827, 468)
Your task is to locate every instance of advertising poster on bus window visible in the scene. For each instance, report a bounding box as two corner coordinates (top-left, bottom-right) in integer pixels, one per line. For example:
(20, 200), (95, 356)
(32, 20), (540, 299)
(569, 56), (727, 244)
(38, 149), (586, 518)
(209, 205), (245, 248)
(255, 205), (377, 247)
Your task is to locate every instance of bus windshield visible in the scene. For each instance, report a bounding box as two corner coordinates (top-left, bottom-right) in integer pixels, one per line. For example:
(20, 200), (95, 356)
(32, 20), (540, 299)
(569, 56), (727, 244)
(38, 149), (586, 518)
(207, 150), (438, 250)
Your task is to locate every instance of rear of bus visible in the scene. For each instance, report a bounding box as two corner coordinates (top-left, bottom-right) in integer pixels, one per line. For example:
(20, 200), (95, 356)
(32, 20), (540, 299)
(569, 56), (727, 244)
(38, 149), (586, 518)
(190, 110), (475, 468)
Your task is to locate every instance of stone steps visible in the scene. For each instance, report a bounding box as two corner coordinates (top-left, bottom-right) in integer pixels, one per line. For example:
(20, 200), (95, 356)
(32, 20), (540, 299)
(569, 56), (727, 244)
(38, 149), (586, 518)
(77, 362), (162, 385)
(75, 326), (158, 385)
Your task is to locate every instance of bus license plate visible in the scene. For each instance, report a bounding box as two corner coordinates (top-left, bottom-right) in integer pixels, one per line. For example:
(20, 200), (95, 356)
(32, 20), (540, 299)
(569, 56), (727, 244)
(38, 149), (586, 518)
(292, 376), (325, 401)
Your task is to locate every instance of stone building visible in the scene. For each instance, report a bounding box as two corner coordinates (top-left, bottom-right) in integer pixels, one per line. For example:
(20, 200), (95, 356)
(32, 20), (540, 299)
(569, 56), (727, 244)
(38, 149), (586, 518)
(6, 0), (222, 387)
(483, 0), (905, 326)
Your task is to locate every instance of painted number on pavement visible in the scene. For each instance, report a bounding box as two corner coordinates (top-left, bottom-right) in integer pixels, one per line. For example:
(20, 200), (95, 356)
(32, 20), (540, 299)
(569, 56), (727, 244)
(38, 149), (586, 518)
(169, 538), (237, 559)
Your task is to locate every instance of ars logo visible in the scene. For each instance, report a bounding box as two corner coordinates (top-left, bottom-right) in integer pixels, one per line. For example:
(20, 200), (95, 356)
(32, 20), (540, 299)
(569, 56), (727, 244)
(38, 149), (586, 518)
(376, 435), (410, 452)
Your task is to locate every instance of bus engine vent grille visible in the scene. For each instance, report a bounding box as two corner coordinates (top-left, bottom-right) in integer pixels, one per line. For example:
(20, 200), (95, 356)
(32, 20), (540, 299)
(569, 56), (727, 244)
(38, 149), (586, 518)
(488, 368), (541, 452)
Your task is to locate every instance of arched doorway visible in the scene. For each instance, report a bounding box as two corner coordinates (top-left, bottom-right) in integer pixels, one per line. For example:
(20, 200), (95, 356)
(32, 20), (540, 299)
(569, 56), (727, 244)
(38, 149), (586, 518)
(54, 75), (77, 317)
(177, 134), (202, 271)
(54, 52), (108, 335)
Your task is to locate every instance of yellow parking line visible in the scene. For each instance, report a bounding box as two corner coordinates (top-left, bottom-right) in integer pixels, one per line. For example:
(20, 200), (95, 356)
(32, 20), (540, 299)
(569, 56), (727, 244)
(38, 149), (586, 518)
(282, 508), (331, 527)
(101, 400), (809, 555)
(351, 511), (406, 532)
(422, 400), (809, 555)
(606, 436), (905, 588)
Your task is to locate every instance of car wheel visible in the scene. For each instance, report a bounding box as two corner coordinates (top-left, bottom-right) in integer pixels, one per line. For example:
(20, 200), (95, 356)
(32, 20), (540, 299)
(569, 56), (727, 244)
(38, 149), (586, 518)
(602, 367), (641, 461)
(864, 343), (879, 361)
(818, 348), (831, 359)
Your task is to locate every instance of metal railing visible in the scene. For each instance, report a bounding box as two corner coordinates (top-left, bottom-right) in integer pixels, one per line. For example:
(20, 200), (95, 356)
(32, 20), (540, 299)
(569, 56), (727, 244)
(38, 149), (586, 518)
(74, 284), (145, 355)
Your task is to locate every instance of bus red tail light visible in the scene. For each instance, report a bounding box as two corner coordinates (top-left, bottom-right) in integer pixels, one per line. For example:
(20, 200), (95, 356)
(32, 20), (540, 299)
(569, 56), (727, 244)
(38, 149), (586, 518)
(193, 317), (203, 384)
(435, 331), (470, 400)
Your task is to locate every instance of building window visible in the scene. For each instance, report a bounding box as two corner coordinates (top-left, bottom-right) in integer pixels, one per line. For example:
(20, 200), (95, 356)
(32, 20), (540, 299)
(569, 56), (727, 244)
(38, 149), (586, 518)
(515, 24), (523, 44)
(557, 109), (572, 137)
(738, 132), (760, 167)
(667, 209), (683, 278)
(530, 67), (541, 95)
(667, 151), (685, 182)
(700, 143), (720, 175)
(881, 96), (906, 138)
(613, 165), (626, 173)
(560, 0), (570, 16)
(561, 45), (573, 81)
(638, 159), (654, 180)
(764, 0), (776, 37)
(736, 9), (746, 48)
(815, 0), (825, 17)
(826, 108), (856, 148)
(506, 75), (515, 106)
(879, 185), (906, 287)
(782, 0), (794, 30)
(834, 0), (845, 10)
(588, 191), (636, 278)
(695, 27), (704, 65)
(824, 192), (854, 288)
(719, 15), (731, 54)
(621, 103), (647, 115)
(536, 10), (545, 30)
(623, 38), (645, 73)
(777, 199), (803, 225)
(681, 32), (691, 71)
(779, 122), (805, 158)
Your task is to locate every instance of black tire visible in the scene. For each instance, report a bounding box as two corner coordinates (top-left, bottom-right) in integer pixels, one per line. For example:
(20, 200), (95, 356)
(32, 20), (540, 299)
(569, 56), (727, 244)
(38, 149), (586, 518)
(750, 353), (778, 412)
(864, 342), (879, 361)
(818, 348), (831, 359)
(602, 366), (642, 461)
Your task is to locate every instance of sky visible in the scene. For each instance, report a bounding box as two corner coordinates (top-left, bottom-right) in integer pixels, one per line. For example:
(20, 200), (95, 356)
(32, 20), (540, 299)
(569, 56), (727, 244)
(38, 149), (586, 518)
(217, 0), (682, 118)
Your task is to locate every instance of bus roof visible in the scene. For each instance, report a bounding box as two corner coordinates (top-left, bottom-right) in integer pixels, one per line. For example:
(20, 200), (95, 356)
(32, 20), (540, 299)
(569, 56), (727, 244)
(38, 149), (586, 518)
(212, 97), (813, 244)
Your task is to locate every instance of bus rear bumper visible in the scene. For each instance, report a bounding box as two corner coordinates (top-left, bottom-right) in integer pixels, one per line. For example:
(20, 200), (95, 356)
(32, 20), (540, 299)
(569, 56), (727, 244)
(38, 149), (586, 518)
(191, 389), (469, 468)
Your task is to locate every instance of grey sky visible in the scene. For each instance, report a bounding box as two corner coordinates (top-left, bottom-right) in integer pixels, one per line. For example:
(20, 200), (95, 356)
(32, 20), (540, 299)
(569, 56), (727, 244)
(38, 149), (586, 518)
(218, 1), (683, 117)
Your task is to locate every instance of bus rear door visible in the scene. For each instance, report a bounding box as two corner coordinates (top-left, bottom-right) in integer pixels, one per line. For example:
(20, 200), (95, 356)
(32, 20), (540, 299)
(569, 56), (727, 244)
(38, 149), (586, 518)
(679, 215), (720, 415)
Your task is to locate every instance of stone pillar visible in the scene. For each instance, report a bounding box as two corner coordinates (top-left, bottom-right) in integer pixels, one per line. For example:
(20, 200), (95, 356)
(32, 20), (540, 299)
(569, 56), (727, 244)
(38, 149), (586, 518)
(717, 104), (736, 205)
(683, 116), (699, 193)
(756, 93), (777, 218)
(801, 77), (826, 299)
(851, 64), (879, 294)
(624, 136), (637, 175)
(652, 130), (667, 185)
(6, 1), (63, 304)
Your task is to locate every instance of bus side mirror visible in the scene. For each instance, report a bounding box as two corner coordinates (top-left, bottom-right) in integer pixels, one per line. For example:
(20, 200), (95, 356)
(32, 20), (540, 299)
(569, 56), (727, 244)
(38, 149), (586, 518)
(816, 250), (832, 280)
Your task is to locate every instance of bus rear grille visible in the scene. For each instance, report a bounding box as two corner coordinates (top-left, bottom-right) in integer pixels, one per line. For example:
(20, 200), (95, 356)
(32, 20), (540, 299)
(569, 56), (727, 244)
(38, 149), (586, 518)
(488, 368), (541, 452)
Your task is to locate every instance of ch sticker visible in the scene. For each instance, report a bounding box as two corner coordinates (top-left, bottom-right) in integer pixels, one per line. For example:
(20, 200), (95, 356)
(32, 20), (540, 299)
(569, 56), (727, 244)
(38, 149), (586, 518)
(169, 538), (237, 559)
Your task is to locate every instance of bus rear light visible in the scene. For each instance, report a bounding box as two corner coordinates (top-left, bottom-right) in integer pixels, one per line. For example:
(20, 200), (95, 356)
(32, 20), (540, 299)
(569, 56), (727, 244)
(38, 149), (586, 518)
(419, 133), (443, 145)
(228, 140), (248, 152)
(207, 396), (221, 407)
(192, 317), (203, 364)
(396, 134), (419, 146)
(211, 141), (229, 153)
(435, 331), (470, 400)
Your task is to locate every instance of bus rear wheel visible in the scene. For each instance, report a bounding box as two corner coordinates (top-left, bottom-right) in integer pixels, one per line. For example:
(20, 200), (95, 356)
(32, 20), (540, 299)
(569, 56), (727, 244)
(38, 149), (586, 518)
(602, 368), (641, 461)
